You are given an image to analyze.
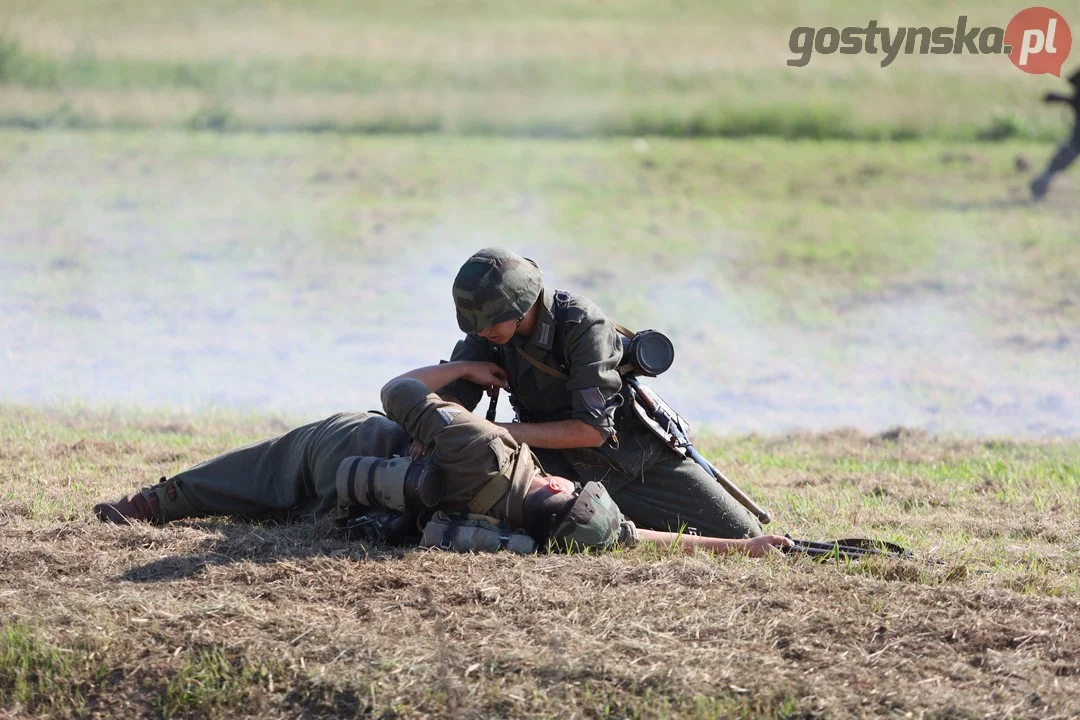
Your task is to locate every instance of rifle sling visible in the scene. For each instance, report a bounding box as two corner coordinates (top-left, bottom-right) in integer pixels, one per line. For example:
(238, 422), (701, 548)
(468, 472), (512, 515)
(513, 321), (637, 381)
(467, 445), (525, 516)
(514, 346), (569, 380)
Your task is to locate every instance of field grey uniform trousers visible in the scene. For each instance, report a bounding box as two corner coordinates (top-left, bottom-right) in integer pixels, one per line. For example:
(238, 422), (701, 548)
(529, 418), (763, 539)
(143, 412), (409, 523)
(1033, 122), (1080, 197)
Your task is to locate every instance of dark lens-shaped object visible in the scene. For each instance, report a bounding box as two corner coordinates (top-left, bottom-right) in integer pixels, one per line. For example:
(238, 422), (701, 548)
(404, 462), (443, 509)
(621, 330), (674, 377)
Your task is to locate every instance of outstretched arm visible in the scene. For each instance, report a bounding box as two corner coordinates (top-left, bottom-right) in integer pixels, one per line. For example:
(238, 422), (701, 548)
(387, 361), (507, 397)
(636, 529), (793, 557)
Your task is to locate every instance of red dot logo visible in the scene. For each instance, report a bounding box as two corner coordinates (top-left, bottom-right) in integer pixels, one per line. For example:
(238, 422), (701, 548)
(1005, 7), (1072, 76)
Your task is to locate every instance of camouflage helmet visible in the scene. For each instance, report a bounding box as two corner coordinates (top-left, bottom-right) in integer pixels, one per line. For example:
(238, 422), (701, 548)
(550, 482), (624, 551)
(452, 248), (542, 334)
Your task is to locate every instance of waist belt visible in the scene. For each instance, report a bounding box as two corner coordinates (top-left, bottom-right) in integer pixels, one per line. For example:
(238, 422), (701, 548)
(515, 408), (574, 423)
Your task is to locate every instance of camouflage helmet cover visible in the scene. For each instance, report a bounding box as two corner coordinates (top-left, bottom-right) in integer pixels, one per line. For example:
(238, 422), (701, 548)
(550, 482), (624, 551)
(452, 248), (543, 333)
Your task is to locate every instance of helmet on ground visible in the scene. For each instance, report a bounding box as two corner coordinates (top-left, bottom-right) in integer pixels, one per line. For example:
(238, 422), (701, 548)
(452, 248), (542, 333)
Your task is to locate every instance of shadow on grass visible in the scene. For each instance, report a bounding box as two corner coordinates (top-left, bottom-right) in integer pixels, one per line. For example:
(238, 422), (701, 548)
(118, 519), (404, 583)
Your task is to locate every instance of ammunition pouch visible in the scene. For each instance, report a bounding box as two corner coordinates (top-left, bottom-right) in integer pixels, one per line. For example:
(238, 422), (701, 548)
(624, 378), (693, 455)
(420, 511), (536, 554)
(336, 455), (443, 512)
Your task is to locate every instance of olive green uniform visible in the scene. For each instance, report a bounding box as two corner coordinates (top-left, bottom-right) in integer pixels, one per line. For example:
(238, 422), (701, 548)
(439, 287), (763, 539)
(141, 379), (536, 526)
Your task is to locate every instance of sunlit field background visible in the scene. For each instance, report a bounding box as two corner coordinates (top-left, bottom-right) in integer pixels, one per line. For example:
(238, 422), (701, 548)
(2, 1), (1080, 718)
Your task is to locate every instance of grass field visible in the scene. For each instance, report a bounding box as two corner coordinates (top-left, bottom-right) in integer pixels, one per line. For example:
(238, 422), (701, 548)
(3, 0), (1080, 139)
(1, 407), (1079, 718)
(4, 2), (1080, 717)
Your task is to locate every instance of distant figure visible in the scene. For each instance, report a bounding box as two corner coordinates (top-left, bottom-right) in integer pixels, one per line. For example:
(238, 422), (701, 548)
(1031, 67), (1080, 200)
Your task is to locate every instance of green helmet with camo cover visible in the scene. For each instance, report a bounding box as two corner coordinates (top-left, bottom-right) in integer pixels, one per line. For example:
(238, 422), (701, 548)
(452, 248), (542, 334)
(549, 482), (625, 551)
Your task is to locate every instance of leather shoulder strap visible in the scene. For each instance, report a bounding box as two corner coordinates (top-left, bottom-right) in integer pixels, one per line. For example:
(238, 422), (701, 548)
(514, 346), (570, 380)
(467, 446), (522, 515)
(468, 473), (511, 515)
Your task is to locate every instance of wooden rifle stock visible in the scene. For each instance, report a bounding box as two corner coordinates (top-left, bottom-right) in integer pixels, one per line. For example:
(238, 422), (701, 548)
(625, 377), (772, 525)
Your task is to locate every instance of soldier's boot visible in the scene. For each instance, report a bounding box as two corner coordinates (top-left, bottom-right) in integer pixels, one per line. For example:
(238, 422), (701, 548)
(94, 490), (161, 525)
(1031, 172), (1051, 200)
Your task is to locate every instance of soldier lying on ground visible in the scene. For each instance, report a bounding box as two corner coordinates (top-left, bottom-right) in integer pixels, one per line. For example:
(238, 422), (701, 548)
(94, 361), (792, 556)
(1032, 66), (1080, 200)
(439, 248), (763, 539)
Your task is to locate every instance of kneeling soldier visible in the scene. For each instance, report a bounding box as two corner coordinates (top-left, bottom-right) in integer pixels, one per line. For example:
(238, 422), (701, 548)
(93, 361), (791, 556)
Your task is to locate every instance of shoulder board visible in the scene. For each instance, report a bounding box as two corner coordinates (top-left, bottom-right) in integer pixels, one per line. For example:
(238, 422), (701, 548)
(552, 289), (587, 325)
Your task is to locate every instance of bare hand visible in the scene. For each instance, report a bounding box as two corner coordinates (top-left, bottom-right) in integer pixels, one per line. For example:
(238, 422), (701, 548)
(408, 439), (432, 460)
(744, 534), (794, 557)
(463, 362), (508, 393)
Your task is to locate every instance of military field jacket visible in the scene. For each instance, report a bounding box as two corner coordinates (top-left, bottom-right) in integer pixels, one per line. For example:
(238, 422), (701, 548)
(381, 377), (533, 525)
(439, 287), (624, 441)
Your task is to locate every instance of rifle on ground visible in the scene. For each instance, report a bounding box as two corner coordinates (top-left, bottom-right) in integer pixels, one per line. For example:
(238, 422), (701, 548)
(782, 535), (914, 561)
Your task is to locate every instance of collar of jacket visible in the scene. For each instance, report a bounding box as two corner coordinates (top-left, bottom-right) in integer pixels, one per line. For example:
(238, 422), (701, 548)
(510, 286), (556, 354)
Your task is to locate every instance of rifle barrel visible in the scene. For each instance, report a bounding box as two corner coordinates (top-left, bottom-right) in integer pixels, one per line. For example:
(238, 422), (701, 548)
(687, 447), (772, 524)
(783, 536), (909, 560)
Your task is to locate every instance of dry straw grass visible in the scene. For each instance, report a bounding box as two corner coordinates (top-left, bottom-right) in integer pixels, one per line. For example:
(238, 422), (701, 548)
(2, 407), (1079, 717)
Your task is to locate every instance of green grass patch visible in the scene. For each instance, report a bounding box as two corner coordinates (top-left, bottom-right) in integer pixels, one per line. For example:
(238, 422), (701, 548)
(3, 1), (1080, 139)
(157, 647), (274, 719)
(0, 623), (105, 715)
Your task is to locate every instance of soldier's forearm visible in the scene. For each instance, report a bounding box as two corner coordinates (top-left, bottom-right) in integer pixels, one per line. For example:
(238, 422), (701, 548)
(497, 419), (605, 449)
(389, 361), (505, 396)
(636, 530), (793, 557)
(637, 529), (744, 554)
(392, 362), (476, 392)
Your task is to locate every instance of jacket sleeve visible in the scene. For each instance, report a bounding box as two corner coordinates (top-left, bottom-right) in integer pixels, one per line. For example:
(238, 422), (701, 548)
(381, 377), (522, 512)
(561, 315), (624, 441)
(435, 335), (493, 412)
(381, 378), (453, 446)
(381, 377), (497, 456)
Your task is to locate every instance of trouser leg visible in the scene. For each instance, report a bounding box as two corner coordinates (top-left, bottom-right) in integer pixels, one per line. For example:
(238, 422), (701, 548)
(1047, 136), (1079, 173)
(144, 420), (325, 523)
(141, 412), (409, 523)
(606, 452), (763, 539)
(530, 448), (584, 484)
(307, 413), (411, 518)
(1032, 134), (1079, 198)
